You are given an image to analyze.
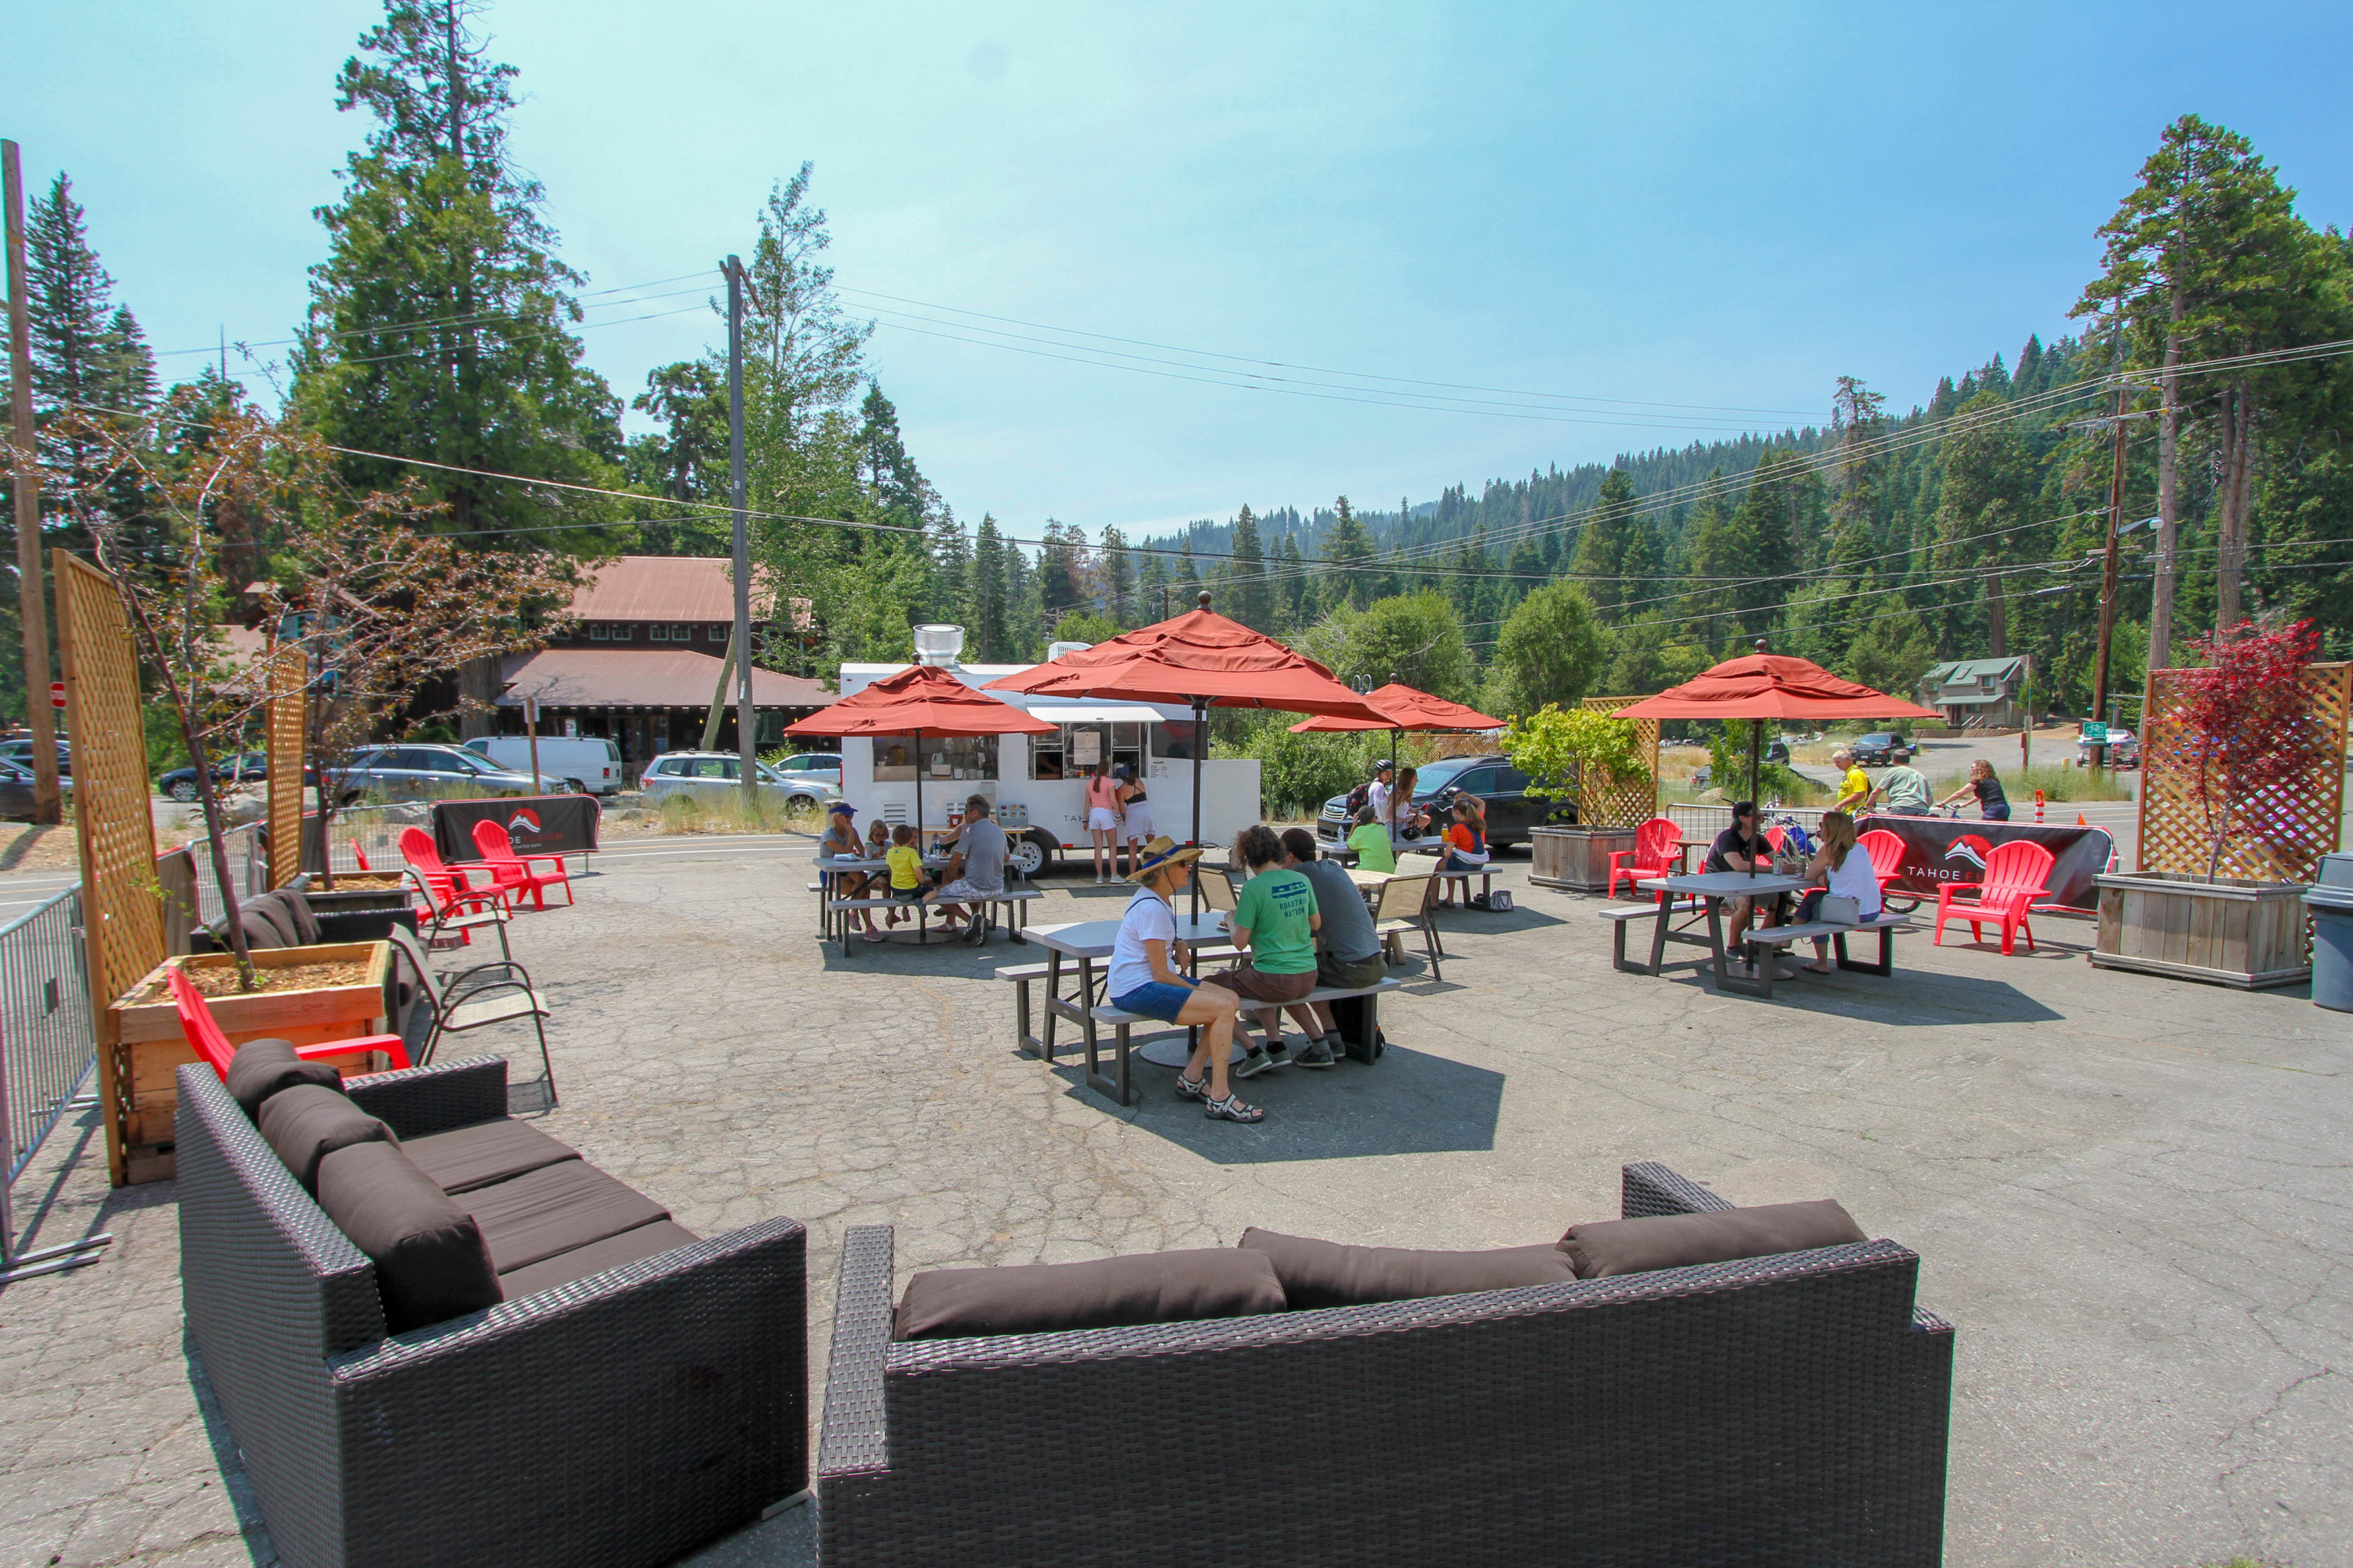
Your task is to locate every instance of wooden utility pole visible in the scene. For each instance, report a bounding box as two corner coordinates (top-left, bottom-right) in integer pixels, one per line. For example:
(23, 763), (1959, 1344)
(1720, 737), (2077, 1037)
(726, 256), (755, 808)
(2090, 385), (2129, 775)
(3, 141), (61, 824)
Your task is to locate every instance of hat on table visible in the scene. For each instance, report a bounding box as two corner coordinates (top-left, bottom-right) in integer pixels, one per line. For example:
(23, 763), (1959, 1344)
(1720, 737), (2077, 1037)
(1124, 835), (1205, 883)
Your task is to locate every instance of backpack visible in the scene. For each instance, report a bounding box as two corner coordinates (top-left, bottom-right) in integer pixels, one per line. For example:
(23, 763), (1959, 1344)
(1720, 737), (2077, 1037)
(1343, 780), (1373, 817)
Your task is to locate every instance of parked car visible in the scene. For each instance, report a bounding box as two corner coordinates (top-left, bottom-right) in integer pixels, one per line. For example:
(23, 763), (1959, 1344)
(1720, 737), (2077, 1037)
(463, 735), (627, 795)
(0, 738), (71, 778)
(1315, 753), (1569, 852)
(0, 758), (38, 820)
(768, 750), (843, 784)
(2076, 728), (2140, 768)
(1849, 731), (1913, 766)
(159, 753), (266, 802)
(639, 750), (843, 813)
(332, 744), (547, 805)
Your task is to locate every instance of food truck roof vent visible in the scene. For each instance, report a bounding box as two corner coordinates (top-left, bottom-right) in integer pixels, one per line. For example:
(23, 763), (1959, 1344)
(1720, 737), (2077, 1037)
(913, 624), (966, 666)
(1046, 640), (1094, 660)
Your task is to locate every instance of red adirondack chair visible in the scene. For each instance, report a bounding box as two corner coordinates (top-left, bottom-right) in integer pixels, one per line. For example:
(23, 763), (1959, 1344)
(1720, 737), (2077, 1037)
(166, 964), (410, 1080)
(1857, 828), (1906, 900)
(1762, 826), (1790, 854)
(400, 826), (501, 920)
(1607, 817), (1684, 901)
(1933, 840), (2054, 955)
(471, 819), (576, 910)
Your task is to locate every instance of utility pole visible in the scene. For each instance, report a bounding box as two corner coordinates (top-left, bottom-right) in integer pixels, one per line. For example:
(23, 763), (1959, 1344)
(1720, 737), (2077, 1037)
(2090, 384), (2129, 776)
(4, 142), (61, 825)
(726, 256), (755, 810)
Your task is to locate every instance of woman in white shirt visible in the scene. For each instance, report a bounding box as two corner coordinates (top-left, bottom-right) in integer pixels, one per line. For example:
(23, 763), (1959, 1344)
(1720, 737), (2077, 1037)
(1794, 810), (1884, 974)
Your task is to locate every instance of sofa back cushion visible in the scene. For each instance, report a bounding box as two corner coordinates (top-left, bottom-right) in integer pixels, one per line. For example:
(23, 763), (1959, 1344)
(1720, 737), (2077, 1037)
(258, 1083), (396, 1192)
(317, 1139), (503, 1333)
(896, 1248), (1286, 1341)
(1560, 1200), (1867, 1279)
(224, 1038), (340, 1120)
(1239, 1228), (1577, 1309)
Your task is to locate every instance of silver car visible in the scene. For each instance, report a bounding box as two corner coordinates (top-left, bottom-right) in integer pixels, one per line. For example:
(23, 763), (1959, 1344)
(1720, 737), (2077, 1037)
(640, 751), (841, 812)
(333, 743), (549, 804)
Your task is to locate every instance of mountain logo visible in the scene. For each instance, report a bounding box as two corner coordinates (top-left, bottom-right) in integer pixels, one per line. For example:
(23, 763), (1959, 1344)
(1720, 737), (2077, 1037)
(1943, 834), (1993, 872)
(507, 809), (543, 834)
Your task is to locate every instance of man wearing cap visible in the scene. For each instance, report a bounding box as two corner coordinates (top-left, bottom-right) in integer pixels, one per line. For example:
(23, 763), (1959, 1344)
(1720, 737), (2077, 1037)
(815, 801), (882, 941)
(1107, 836), (1263, 1124)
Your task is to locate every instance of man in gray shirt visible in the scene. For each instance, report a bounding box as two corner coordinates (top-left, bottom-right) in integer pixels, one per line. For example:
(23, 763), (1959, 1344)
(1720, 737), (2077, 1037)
(1269, 827), (1389, 1067)
(928, 795), (1009, 942)
(1872, 763), (1933, 816)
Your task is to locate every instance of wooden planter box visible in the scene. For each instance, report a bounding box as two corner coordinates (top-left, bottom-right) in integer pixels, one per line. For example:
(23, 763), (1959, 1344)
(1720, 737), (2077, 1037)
(108, 941), (396, 1184)
(296, 872), (413, 914)
(1529, 826), (1639, 892)
(2088, 872), (2310, 989)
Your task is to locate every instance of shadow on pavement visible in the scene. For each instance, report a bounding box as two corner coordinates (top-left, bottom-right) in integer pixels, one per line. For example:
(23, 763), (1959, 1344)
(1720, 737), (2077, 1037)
(1065, 1042), (1504, 1164)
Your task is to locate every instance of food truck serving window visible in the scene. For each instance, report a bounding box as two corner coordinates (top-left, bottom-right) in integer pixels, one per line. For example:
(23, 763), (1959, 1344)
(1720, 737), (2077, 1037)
(1034, 721), (1146, 779)
(872, 734), (999, 782)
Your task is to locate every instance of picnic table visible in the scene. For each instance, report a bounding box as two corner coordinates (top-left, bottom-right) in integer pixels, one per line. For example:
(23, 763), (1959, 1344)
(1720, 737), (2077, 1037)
(1018, 914), (1227, 1067)
(1625, 870), (1808, 989)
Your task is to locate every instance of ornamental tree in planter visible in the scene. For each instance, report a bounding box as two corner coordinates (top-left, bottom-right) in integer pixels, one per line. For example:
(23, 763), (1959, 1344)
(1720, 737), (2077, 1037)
(1507, 704), (1646, 890)
(2090, 617), (2332, 989)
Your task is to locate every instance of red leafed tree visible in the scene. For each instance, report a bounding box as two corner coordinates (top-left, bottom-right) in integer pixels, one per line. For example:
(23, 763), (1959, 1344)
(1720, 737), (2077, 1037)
(2171, 617), (2327, 881)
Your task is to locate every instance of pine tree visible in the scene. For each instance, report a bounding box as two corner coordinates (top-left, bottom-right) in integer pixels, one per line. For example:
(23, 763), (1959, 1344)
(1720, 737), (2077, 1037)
(1732, 449), (1810, 630)
(1568, 468), (1639, 619)
(24, 173), (157, 548)
(926, 509), (969, 626)
(1679, 470), (1756, 652)
(971, 514), (1009, 659)
(1272, 534), (1307, 631)
(857, 383), (927, 520)
(1321, 495), (1377, 611)
(1036, 520), (1085, 623)
(1138, 546), (1171, 622)
(1825, 376), (1886, 577)
(292, 0), (624, 543)
(1004, 541), (1042, 659)
(1099, 526), (1135, 625)
(1932, 390), (2035, 655)
(1227, 505), (1269, 629)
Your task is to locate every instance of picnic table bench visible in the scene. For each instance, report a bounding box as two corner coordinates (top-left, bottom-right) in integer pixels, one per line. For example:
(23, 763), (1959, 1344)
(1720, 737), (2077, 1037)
(997, 942), (1240, 1059)
(1722, 918), (1918, 999)
(1085, 975), (1405, 1106)
(827, 886), (1041, 957)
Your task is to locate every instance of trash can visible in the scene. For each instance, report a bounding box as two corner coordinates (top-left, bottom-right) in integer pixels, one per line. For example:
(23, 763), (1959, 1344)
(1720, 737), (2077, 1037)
(2309, 852), (2353, 1013)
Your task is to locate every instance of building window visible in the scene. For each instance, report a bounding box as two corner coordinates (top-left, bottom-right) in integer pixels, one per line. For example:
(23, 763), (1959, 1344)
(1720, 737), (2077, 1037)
(710, 623), (728, 642)
(588, 623), (608, 641)
(671, 623), (690, 642)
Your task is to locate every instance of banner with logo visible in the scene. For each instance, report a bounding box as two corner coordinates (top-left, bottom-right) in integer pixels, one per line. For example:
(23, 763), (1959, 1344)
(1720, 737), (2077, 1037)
(1858, 815), (2115, 911)
(434, 793), (601, 863)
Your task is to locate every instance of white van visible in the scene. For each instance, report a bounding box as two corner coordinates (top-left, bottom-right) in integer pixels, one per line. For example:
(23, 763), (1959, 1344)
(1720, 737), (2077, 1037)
(463, 736), (626, 795)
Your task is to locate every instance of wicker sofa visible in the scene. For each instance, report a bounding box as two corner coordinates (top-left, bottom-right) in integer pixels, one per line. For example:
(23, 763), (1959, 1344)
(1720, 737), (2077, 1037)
(175, 1056), (807, 1568)
(817, 1162), (1952, 1567)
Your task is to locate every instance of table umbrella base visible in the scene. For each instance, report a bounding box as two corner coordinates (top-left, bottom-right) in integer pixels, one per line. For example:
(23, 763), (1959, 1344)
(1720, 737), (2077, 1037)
(1135, 1034), (1244, 1068)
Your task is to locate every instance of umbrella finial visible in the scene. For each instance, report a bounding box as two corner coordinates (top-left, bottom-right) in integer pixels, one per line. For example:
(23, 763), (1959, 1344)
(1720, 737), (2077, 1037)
(1753, 637), (1768, 655)
(1197, 590), (1213, 611)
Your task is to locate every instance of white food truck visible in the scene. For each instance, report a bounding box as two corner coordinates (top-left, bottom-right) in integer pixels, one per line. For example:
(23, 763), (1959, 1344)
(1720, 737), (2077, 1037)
(836, 626), (1263, 876)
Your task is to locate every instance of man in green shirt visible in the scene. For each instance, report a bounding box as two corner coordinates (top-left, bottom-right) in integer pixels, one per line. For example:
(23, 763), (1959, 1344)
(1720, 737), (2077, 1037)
(1211, 824), (1321, 1078)
(1872, 762), (1933, 815)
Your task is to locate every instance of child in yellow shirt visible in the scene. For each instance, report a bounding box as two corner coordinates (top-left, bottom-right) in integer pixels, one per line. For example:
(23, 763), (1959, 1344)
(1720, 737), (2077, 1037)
(885, 823), (926, 926)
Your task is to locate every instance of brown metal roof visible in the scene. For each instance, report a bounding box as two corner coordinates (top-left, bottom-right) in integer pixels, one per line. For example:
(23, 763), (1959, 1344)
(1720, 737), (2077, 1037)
(496, 648), (835, 711)
(571, 555), (779, 623)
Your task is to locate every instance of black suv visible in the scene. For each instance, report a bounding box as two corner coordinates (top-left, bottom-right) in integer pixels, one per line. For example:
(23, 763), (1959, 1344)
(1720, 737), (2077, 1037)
(1850, 731), (1913, 766)
(1315, 753), (1571, 852)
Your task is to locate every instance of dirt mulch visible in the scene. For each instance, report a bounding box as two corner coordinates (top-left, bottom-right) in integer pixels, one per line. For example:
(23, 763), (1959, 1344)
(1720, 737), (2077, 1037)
(171, 959), (375, 1000)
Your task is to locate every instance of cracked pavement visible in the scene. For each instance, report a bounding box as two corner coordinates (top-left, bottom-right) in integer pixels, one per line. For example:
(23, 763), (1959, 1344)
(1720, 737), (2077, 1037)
(0, 835), (2345, 1567)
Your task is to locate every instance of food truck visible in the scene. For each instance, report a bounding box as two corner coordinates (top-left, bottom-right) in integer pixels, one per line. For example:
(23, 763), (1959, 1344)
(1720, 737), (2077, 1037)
(836, 626), (1263, 876)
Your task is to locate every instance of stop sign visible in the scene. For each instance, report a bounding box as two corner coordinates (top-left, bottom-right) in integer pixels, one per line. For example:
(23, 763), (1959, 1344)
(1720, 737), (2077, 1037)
(49, 681), (64, 709)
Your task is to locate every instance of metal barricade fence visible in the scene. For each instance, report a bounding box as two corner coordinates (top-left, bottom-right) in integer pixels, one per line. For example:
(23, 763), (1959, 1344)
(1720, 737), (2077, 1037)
(0, 885), (111, 1281)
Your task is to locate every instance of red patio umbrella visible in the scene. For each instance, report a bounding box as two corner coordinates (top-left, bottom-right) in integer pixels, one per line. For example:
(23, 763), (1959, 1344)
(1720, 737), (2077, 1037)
(1288, 682), (1504, 773)
(984, 595), (1388, 908)
(786, 663), (1055, 838)
(1613, 645), (1940, 873)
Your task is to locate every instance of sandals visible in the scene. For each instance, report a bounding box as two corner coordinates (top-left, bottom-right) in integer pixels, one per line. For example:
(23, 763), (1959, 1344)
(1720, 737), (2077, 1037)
(1174, 1073), (1210, 1103)
(1204, 1093), (1265, 1123)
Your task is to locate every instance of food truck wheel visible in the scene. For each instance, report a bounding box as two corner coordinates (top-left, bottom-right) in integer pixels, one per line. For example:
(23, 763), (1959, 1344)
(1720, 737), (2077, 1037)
(1008, 831), (1054, 876)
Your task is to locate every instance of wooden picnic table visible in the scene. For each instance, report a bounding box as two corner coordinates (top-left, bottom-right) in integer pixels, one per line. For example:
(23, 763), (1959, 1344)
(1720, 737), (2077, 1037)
(1020, 914), (1227, 1066)
(1630, 870), (1808, 989)
(814, 853), (948, 939)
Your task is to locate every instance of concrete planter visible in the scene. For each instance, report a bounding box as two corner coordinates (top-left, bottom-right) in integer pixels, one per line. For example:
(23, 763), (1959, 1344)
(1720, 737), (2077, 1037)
(1529, 826), (1638, 892)
(2088, 872), (2310, 990)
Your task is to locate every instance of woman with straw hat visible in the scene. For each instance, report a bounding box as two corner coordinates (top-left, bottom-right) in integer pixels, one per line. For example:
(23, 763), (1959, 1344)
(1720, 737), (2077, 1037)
(1107, 836), (1264, 1123)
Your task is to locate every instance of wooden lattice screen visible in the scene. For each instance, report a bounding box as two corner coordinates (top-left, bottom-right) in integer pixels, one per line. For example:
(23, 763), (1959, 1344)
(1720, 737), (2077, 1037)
(1578, 695), (1663, 828)
(54, 550), (164, 1187)
(264, 642), (307, 887)
(2136, 661), (2349, 882)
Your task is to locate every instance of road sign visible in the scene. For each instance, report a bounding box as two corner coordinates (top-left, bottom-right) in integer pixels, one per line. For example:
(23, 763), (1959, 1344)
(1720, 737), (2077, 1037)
(49, 681), (64, 709)
(2080, 720), (2107, 744)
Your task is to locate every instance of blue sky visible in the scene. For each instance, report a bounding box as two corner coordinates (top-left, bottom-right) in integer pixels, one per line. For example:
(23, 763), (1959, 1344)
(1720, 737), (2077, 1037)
(15, 1), (2350, 538)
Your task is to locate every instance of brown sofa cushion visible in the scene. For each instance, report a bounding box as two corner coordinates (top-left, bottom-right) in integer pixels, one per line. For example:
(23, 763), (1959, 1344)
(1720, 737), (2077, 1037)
(459, 1161), (670, 1274)
(317, 1140), (502, 1333)
(403, 1119), (581, 1194)
(895, 1248), (1287, 1342)
(1238, 1228), (1577, 1309)
(258, 1083), (396, 1192)
(1560, 1200), (1868, 1279)
(496, 1219), (701, 1301)
(224, 1039), (340, 1119)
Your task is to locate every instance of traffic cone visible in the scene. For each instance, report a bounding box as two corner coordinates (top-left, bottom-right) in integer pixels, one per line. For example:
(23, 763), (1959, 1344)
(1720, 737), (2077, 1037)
(2076, 812), (2087, 826)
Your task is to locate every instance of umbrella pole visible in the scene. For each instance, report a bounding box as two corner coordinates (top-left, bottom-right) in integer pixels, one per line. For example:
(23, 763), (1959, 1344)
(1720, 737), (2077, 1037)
(1749, 720), (1763, 878)
(913, 726), (924, 853)
(1189, 698), (1206, 920)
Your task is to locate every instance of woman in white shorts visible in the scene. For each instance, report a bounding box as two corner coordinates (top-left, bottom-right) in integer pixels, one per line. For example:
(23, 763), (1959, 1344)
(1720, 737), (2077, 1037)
(1116, 765), (1153, 876)
(1084, 764), (1124, 883)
